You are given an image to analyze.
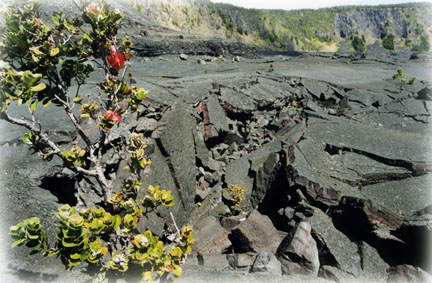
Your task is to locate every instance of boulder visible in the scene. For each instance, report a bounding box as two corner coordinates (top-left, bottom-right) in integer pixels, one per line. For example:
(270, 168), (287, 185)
(251, 252), (282, 275)
(248, 140), (282, 208)
(276, 221), (320, 276)
(192, 216), (231, 255)
(387, 264), (432, 283)
(318, 265), (357, 283)
(226, 253), (257, 271)
(229, 210), (282, 254)
(357, 241), (390, 281)
(224, 156), (254, 210)
(310, 210), (362, 277)
(140, 99), (197, 231)
(201, 95), (229, 142)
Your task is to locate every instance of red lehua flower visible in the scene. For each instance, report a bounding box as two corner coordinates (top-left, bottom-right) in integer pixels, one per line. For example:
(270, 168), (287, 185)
(107, 52), (125, 71)
(104, 110), (121, 123)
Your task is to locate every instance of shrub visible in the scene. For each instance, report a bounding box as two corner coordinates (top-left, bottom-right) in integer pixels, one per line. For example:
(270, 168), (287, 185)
(382, 34), (395, 50)
(224, 184), (247, 215)
(1, 1), (193, 282)
(392, 67), (416, 89)
(352, 35), (365, 52)
(412, 34), (430, 52)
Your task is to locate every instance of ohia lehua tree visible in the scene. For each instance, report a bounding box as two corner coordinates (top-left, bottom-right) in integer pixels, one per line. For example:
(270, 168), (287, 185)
(0, 0), (194, 282)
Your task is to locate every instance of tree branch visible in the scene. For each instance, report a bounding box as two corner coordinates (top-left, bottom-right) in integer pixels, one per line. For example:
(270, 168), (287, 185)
(2, 111), (61, 154)
(55, 88), (112, 204)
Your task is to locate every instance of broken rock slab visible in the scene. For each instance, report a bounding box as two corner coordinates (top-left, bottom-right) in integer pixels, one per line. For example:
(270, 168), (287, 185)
(310, 210), (362, 277)
(276, 221), (320, 276)
(142, 99), (197, 229)
(318, 265), (357, 283)
(305, 119), (432, 168)
(362, 174), (432, 217)
(250, 252), (282, 275)
(201, 95), (229, 142)
(224, 156), (254, 211)
(229, 210), (282, 254)
(387, 264), (432, 283)
(248, 140), (282, 208)
(192, 216), (231, 255)
(357, 241), (390, 282)
(227, 253), (257, 271)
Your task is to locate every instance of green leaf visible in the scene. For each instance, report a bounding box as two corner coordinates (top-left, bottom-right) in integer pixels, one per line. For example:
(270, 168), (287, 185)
(52, 15), (60, 25)
(22, 71), (42, 87)
(62, 238), (80, 248)
(30, 83), (46, 92)
(82, 33), (92, 43)
(33, 46), (44, 55)
(135, 88), (148, 100)
(23, 134), (31, 145)
(26, 233), (39, 240)
(73, 95), (82, 104)
(29, 246), (43, 257)
(70, 252), (82, 260)
(11, 238), (25, 247)
(43, 99), (52, 107)
(30, 99), (38, 111)
(50, 47), (60, 57)
(68, 259), (82, 266)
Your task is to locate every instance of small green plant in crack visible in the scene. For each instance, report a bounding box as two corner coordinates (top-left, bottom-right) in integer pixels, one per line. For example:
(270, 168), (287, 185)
(224, 184), (247, 215)
(392, 67), (416, 90)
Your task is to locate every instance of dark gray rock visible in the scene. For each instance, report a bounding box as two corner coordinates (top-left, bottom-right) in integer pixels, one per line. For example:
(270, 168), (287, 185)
(224, 156), (254, 210)
(135, 117), (158, 134)
(3, 47), (432, 283)
(358, 241), (390, 281)
(362, 174), (432, 216)
(143, 99), (197, 229)
(248, 140), (282, 208)
(318, 265), (357, 283)
(302, 80), (329, 100)
(193, 130), (212, 168)
(250, 252), (282, 275)
(276, 221), (320, 276)
(230, 210), (282, 254)
(227, 253), (257, 271)
(286, 144), (345, 207)
(176, 264), (334, 283)
(137, 144), (176, 235)
(194, 254), (231, 271)
(220, 87), (257, 112)
(192, 216), (231, 255)
(310, 210), (362, 277)
(202, 95), (229, 141)
(305, 119), (432, 165)
(387, 264), (432, 283)
(417, 86), (432, 100)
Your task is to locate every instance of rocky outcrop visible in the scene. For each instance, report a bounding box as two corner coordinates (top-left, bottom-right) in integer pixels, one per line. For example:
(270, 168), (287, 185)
(2, 53), (431, 282)
(133, 36), (260, 58)
(335, 8), (408, 40)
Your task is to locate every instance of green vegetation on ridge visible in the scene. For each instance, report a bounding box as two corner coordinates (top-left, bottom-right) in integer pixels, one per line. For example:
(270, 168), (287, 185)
(130, 0), (431, 52)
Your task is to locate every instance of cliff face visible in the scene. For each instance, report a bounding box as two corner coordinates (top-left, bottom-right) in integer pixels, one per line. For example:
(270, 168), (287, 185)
(335, 9), (408, 40)
(128, 0), (432, 52)
(33, 0), (432, 52)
